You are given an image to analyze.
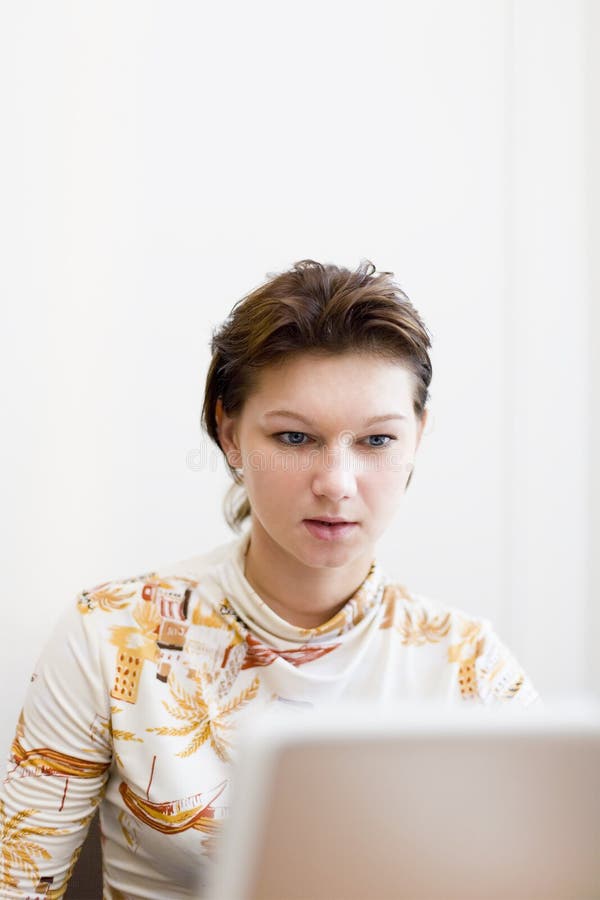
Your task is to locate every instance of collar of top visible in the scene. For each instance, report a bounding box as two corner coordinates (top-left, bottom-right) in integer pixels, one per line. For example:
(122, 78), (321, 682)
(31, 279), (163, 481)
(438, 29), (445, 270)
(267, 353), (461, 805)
(213, 529), (388, 646)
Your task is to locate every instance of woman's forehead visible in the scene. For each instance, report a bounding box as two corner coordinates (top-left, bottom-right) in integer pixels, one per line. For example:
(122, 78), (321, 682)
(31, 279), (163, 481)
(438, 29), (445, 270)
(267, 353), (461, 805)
(244, 354), (415, 419)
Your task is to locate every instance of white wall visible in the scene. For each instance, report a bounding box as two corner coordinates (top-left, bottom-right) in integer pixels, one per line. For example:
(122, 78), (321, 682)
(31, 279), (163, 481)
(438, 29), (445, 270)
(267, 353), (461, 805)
(586, 0), (600, 697)
(1, 0), (595, 758)
(504, 1), (589, 697)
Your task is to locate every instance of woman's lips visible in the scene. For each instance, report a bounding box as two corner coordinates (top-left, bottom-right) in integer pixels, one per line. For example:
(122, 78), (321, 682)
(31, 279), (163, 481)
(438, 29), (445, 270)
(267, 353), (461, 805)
(303, 519), (358, 541)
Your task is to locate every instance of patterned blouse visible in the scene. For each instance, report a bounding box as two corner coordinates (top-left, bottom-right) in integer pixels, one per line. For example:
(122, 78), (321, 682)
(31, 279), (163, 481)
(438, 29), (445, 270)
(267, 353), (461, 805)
(0, 529), (541, 898)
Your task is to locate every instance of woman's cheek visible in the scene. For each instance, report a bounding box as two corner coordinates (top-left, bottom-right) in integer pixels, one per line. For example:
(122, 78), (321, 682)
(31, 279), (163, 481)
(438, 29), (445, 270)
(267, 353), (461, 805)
(372, 458), (410, 502)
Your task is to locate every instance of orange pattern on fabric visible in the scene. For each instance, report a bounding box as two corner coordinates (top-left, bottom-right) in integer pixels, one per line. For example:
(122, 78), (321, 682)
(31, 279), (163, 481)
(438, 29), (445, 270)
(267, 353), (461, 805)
(147, 669), (260, 761)
(448, 619), (488, 700)
(118, 780), (227, 835)
(109, 602), (161, 704)
(10, 738), (110, 780)
(397, 608), (452, 645)
(0, 800), (70, 891)
(379, 585), (452, 645)
(77, 584), (139, 615)
(241, 633), (341, 669)
(378, 584), (414, 629)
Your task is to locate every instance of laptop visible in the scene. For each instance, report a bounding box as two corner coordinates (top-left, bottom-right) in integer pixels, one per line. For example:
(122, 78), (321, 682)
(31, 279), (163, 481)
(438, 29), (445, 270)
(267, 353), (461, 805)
(206, 697), (600, 900)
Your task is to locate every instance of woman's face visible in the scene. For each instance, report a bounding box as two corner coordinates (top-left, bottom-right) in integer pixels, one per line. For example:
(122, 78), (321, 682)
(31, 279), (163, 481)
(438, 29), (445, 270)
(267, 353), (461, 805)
(216, 352), (427, 571)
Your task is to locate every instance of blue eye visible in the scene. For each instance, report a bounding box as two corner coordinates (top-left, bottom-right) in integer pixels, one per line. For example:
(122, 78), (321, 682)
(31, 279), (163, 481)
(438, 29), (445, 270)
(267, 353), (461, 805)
(276, 432), (310, 446)
(366, 435), (394, 448)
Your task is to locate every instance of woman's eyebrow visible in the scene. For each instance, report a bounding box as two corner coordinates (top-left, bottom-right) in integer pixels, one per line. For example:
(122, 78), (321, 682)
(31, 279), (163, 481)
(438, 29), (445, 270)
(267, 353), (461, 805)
(263, 409), (407, 427)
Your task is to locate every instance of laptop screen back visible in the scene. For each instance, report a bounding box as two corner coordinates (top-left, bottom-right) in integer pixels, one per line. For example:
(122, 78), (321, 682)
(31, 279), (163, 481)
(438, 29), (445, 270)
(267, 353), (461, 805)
(207, 700), (600, 900)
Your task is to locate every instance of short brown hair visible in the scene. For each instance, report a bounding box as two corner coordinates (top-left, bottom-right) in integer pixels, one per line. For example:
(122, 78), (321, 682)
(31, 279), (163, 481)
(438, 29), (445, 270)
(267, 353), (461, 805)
(201, 259), (433, 532)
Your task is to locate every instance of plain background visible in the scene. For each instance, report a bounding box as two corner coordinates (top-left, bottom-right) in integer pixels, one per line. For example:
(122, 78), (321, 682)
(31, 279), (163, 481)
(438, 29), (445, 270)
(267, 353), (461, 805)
(1, 0), (598, 760)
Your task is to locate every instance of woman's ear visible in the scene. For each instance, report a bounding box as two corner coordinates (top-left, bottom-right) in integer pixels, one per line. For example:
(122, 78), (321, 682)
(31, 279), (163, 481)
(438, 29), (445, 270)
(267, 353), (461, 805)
(215, 398), (243, 469)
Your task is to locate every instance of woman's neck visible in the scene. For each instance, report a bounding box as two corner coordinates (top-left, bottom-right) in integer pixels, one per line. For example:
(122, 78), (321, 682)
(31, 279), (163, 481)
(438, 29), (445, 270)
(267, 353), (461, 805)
(242, 527), (374, 629)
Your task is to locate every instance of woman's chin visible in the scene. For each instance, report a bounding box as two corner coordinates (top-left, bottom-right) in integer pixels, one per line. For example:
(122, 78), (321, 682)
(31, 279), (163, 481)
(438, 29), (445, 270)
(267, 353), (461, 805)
(292, 526), (366, 567)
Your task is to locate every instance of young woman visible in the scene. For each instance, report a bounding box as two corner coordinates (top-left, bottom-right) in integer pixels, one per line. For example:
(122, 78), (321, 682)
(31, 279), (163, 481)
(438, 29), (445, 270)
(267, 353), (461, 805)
(0, 260), (540, 898)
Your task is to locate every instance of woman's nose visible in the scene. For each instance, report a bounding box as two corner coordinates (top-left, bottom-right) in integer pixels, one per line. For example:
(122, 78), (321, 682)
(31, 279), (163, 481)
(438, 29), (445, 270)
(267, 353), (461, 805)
(310, 446), (358, 501)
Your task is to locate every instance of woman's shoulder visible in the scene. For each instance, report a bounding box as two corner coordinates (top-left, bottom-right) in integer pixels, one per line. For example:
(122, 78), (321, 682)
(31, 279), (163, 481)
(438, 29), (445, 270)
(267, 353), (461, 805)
(380, 579), (540, 706)
(58, 544), (242, 706)
(74, 537), (239, 617)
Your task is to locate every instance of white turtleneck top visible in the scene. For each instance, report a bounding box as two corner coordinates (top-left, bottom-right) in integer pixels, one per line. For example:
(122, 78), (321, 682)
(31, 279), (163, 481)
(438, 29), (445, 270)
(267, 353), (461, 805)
(0, 530), (540, 899)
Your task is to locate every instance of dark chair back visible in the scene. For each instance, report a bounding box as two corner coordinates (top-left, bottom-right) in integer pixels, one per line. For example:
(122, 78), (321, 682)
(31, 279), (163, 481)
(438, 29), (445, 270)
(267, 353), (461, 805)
(64, 811), (103, 898)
